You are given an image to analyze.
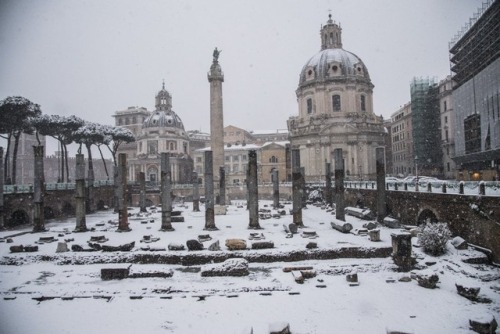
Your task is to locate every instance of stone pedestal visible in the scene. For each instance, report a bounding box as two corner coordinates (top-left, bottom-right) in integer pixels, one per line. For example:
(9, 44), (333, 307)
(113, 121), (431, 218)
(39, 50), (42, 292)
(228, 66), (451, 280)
(391, 233), (413, 271)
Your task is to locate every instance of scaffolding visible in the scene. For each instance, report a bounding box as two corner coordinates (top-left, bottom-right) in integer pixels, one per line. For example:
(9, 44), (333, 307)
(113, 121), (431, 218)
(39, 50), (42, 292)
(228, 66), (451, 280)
(410, 77), (443, 176)
(449, 0), (500, 87)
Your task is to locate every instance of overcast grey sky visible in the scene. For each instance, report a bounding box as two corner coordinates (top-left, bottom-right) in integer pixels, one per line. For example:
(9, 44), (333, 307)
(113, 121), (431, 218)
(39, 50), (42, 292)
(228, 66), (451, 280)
(0, 0), (483, 137)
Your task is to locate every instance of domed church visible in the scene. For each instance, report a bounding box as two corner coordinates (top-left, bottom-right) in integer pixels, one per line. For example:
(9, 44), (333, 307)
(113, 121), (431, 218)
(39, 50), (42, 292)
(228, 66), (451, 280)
(114, 82), (193, 184)
(287, 15), (386, 181)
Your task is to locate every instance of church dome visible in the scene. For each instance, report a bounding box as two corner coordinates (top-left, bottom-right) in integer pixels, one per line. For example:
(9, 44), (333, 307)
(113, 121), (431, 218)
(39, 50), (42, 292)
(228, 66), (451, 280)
(143, 110), (185, 130)
(299, 48), (371, 86)
(298, 15), (371, 88)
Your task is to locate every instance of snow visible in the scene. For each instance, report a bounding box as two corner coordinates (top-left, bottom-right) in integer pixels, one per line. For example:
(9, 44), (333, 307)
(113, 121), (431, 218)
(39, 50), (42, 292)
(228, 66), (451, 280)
(1, 201), (499, 334)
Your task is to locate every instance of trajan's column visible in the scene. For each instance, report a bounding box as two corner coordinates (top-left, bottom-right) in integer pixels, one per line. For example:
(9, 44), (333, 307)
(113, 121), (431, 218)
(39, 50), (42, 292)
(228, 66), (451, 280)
(208, 47), (224, 184)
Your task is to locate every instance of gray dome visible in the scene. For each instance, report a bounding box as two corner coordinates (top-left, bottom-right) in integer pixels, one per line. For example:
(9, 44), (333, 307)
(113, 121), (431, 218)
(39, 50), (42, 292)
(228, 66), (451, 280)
(299, 48), (371, 87)
(143, 110), (185, 130)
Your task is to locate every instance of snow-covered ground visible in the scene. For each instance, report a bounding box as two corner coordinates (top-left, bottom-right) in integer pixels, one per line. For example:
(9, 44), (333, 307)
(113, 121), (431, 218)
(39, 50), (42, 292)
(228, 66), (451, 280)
(0, 201), (499, 334)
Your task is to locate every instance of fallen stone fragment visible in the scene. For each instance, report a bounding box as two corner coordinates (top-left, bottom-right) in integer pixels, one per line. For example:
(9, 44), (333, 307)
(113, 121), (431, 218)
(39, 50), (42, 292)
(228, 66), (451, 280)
(383, 217), (400, 228)
(23, 245), (39, 252)
(39, 236), (57, 243)
(416, 274), (439, 289)
(101, 267), (130, 280)
(225, 238), (246, 251)
(331, 219), (353, 233)
(207, 240), (221, 251)
(300, 270), (316, 279)
(456, 283), (480, 300)
(451, 236), (468, 250)
(101, 241), (135, 252)
(6, 238), (13, 243)
(201, 258), (249, 277)
(282, 266), (313, 273)
(9, 245), (24, 253)
(89, 235), (108, 243)
(301, 229), (318, 239)
(288, 223), (298, 234)
(346, 273), (358, 283)
(306, 242), (318, 249)
(344, 206), (375, 220)
(399, 276), (412, 282)
(469, 314), (497, 334)
(363, 222), (377, 230)
(168, 242), (185, 251)
(368, 229), (381, 242)
(128, 269), (173, 278)
(186, 239), (204, 251)
(249, 232), (265, 240)
(269, 322), (290, 334)
(71, 244), (97, 252)
(251, 241), (274, 249)
(291, 271), (304, 284)
(198, 234), (212, 242)
(386, 326), (414, 334)
(56, 242), (69, 253)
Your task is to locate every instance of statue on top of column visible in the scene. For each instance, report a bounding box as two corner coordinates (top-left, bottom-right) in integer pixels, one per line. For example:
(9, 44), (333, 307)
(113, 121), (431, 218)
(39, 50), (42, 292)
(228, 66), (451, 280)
(213, 47), (221, 63)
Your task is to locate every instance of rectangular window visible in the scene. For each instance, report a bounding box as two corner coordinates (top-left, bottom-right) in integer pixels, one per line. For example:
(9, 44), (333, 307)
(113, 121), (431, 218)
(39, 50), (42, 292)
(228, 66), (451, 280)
(307, 98), (313, 114)
(361, 95), (366, 111)
(196, 157), (202, 163)
(464, 114), (481, 154)
(225, 156), (230, 161)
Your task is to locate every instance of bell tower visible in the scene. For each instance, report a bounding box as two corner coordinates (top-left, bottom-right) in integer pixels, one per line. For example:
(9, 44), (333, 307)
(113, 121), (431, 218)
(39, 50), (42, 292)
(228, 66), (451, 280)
(321, 14), (342, 50)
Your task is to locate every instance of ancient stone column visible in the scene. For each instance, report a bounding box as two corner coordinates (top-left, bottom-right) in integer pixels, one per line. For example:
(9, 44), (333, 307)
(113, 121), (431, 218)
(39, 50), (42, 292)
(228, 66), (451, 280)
(192, 171), (200, 212)
(325, 161), (332, 206)
(113, 165), (119, 213)
(291, 149), (303, 227)
(32, 146), (46, 232)
(139, 172), (147, 212)
(334, 148), (345, 222)
(272, 169), (279, 209)
(219, 166), (226, 206)
(204, 150), (218, 230)
(74, 154), (87, 232)
(248, 150), (261, 229)
(86, 163), (95, 213)
(0, 147), (4, 230)
(300, 167), (307, 208)
(116, 153), (130, 232)
(160, 153), (174, 231)
(208, 48), (224, 185)
(376, 147), (386, 223)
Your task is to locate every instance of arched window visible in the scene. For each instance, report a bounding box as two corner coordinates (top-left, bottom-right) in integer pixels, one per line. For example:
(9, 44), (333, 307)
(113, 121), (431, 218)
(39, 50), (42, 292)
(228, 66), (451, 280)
(125, 118), (130, 125)
(332, 95), (341, 112)
(269, 156), (278, 163)
(329, 32), (334, 44)
(118, 118), (123, 125)
(169, 142), (175, 151)
(361, 95), (366, 112)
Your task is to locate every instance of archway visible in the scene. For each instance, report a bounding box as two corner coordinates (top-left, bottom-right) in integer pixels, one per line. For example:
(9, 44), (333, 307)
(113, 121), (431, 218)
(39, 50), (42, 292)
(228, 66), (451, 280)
(44, 206), (55, 219)
(9, 210), (30, 227)
(417, 208), (438, 225)
(61, 202), (75, 216)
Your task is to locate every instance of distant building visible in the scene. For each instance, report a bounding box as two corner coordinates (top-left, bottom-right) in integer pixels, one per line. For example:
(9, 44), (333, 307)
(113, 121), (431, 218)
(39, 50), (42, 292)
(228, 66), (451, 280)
(438, 76), (456, 179)
(249, 129), (289, 144)
(288, 15), (386, 181)
(449, 0), (499, 181)
(389, 103), (414, 177)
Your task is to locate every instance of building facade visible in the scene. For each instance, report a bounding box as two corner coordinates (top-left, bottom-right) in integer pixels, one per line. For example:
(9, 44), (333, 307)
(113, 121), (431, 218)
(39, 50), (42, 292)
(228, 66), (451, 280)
(390, 103), (414, 177)
(450, 0), (500, 181)
(287, 15), (386, 181)
(438, 76), (457, 179)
